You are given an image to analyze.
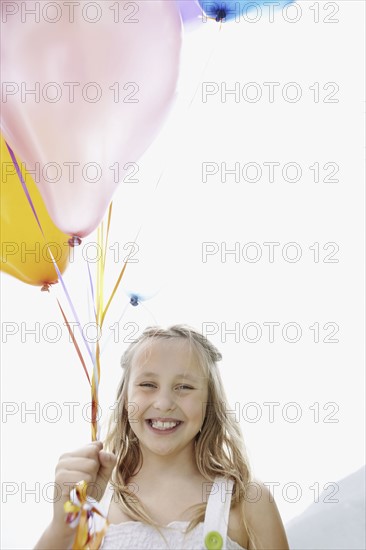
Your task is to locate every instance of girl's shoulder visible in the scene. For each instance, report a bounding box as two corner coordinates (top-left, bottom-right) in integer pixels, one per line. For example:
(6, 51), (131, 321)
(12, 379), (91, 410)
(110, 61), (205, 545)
(240, 478), (290, 550)
(228, 501), (249, 550)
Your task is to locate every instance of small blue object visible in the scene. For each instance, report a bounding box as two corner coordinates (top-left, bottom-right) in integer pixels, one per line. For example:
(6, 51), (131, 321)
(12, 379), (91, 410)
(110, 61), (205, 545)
(198, 0), (295, 22)
(130, 294), (140, 307)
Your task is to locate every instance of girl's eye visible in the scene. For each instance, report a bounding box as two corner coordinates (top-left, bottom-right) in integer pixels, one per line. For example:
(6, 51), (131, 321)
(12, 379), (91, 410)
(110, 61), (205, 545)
(138, 383), (193, 390)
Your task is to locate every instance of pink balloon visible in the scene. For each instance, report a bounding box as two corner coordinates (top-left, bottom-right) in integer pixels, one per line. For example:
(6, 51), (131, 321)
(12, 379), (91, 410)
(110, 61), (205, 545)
(1, 0), (182, 237)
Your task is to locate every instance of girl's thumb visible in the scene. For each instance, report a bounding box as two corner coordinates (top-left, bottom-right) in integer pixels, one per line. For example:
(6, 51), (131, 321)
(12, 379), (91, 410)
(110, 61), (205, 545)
(99, 450), (117, 475)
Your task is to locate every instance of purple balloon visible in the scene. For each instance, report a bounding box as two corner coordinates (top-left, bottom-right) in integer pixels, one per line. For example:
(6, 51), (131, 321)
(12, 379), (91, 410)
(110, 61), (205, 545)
(176, 0), (203, 23)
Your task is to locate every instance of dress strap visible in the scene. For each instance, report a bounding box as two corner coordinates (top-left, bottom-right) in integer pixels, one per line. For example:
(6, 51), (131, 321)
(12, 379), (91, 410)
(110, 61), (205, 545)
(203, 476), (234, 550)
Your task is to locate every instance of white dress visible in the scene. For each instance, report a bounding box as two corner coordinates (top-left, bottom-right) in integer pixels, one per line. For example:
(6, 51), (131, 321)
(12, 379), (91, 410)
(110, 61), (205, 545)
(98, 476), (247, 550)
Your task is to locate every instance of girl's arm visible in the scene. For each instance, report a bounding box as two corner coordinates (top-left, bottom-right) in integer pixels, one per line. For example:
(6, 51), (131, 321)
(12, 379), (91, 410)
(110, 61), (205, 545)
(245, 480), (289, 550)
(34, 441), (116, 550)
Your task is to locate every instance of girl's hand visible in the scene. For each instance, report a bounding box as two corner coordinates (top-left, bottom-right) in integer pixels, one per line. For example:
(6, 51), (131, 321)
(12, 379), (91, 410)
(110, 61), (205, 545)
(51, 441), (117, 538)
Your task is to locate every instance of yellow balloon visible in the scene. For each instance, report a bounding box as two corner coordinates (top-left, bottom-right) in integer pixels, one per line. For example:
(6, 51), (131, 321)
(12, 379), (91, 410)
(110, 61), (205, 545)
(0, 136), (70, 288)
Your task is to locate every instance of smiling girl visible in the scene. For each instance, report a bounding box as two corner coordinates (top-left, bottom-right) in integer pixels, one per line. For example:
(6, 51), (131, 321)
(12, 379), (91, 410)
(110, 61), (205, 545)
(35, 325), (289, 550)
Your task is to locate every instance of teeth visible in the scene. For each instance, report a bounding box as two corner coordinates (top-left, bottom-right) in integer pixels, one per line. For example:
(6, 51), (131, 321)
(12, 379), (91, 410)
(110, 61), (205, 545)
(150, 420), (180, 430)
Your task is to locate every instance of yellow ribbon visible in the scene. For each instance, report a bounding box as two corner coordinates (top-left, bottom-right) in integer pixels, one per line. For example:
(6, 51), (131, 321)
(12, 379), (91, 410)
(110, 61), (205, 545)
(64, 480), (108, 550)
(91, 202), (130, 441)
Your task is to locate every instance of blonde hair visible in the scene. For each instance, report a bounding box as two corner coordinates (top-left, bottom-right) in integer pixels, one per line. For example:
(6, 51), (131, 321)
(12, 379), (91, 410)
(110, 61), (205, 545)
(104, 324), (257, 548)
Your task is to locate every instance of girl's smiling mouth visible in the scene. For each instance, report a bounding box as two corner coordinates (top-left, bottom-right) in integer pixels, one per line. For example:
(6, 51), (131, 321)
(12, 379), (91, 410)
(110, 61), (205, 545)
(145, 419), (183, 433)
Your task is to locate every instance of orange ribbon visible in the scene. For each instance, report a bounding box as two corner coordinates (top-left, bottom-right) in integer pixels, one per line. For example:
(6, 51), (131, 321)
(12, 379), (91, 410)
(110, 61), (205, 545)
(64, 481), (108, 550)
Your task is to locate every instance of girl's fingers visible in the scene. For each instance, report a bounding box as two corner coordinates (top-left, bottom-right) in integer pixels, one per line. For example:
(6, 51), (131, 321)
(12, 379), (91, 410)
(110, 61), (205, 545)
(58, 441), (103, 461)
(56, 456), (100, 475)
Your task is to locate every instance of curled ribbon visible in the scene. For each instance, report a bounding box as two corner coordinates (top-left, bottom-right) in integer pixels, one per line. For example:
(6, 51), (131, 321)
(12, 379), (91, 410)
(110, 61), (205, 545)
(64, 480), (108, 550)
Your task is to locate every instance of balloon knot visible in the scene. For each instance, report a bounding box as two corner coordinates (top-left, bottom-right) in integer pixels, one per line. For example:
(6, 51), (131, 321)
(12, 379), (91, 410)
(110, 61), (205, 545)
(130, 295), (139, 307)
(68, 236), (82, 247)
(216, 8), (226, 21)
(41, 281), (58, 292)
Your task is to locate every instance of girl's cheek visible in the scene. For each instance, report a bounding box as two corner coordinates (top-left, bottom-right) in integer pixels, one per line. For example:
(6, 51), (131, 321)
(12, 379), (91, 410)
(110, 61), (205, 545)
(127, 386), (140, 400)
(128, 390), (149, 413)
(126, 400), (140, 420)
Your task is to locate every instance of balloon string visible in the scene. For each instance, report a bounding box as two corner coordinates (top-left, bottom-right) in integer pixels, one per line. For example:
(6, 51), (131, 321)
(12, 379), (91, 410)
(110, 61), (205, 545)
(5, 142), (45, 237)
(92, 226), (103, 441)
(99, 294), (158, 356)
(99, 223), (105, 322)
(103, 203), (113, 273)
(100, 261), (127, 327)
(138, 300), (159, 326)
(99, 224), (142, 329)
(91, 340), (101, 441)
(86, 267), (97, 362)
(6, 141), (95, 367)
(188, 22), (224, 107)
(57, 299), (91, 386)
(87, 261), (97, 321)
(96, 224), (102, 327)
(52, 254), (96, 366)
(90, 202), (113, 440)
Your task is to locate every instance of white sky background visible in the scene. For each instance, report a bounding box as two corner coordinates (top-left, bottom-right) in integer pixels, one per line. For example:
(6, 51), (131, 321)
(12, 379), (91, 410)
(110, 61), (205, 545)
(1, 1), (365, 548)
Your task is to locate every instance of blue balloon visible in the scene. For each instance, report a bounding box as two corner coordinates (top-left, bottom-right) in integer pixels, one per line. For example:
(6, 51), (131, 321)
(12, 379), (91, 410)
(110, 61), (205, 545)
(198, 0), (295, 22)
(127, 290), (157, 307)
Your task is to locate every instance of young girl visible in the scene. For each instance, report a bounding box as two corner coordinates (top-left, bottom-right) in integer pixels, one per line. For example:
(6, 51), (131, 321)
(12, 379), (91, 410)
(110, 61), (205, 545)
(35, 325), (289, 550)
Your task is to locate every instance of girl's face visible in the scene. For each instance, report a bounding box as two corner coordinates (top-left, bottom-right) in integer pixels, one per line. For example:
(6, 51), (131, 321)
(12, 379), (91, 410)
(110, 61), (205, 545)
(126, 338), (208, 458)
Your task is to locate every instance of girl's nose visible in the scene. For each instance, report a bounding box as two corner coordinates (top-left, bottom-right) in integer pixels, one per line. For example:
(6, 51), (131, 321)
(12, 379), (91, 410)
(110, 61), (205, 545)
(153, 389), (176, 412)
